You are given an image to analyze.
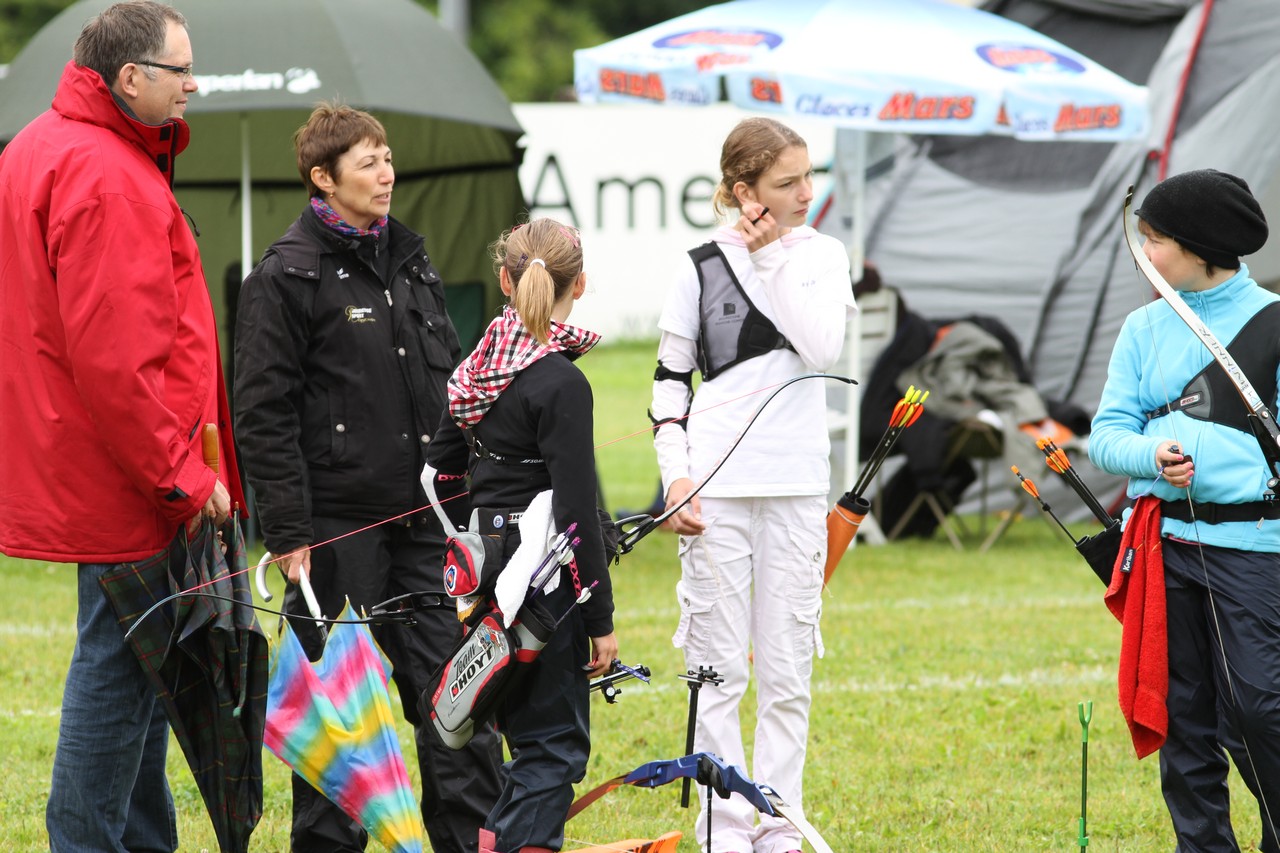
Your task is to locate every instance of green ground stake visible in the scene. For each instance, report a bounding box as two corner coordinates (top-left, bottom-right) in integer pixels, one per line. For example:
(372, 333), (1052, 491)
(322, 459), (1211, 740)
(1078, 700), (1093, 848)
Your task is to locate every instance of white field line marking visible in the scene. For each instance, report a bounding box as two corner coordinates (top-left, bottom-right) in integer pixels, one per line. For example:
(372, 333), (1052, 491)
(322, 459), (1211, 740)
(0, 707), (60, 719)
(618, 592), (1100, 622)
(593, 665), (1112, 700)
(0, 621), (75, 639)
(810, 664), (1113, 695)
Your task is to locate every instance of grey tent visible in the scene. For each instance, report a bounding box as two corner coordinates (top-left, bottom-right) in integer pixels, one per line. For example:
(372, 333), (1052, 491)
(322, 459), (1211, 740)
(0, 0), (525, 350)
(855, 0), (1280, 516)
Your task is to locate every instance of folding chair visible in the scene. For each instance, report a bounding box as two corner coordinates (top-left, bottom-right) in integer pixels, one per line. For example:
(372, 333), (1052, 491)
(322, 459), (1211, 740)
(885, 416), (1005, 550)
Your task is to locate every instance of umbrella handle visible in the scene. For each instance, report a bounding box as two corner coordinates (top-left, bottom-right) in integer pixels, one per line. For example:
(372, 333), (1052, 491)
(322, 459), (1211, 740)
(254, 552), (275, 601)
(202, 423), (219, 473)
(297, 566), (325, 629)
(255, 552), (326, 633)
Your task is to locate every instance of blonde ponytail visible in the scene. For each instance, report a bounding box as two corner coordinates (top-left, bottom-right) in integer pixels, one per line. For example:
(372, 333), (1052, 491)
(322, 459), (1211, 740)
(511, 261), (557, 344)
(492, 219), (583, 344)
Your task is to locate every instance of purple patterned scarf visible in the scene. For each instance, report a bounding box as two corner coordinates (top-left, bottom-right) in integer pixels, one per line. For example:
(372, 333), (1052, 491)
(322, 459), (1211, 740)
(310, 196), (387, 238)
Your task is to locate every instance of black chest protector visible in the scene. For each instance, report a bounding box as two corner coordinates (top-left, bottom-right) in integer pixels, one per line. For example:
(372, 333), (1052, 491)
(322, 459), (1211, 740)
(691, 242), (794, 381)
(1145, 301), (1280, 433)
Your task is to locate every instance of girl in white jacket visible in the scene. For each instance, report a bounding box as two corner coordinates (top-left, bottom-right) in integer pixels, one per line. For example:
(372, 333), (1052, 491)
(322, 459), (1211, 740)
(650, 117), (855, 853)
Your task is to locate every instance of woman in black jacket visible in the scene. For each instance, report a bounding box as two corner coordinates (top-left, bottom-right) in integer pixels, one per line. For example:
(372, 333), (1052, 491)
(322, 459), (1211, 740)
(234, 103), (501, 853)
(427, 218), (617, 853)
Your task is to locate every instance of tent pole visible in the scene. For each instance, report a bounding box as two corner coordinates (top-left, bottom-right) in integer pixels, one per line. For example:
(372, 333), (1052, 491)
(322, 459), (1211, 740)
(834, 127), (883, 545)
(240, 112), (252, 279)
(239, 112), (258, 545)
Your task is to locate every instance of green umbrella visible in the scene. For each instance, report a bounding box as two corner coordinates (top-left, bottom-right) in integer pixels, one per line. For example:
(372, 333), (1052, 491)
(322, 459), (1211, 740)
(100, 516), (269, 853)
(0, 0), (525, 345)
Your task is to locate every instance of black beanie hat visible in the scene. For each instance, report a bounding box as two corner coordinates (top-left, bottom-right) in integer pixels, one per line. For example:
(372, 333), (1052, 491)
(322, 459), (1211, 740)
(1136, 169), (1268, 269)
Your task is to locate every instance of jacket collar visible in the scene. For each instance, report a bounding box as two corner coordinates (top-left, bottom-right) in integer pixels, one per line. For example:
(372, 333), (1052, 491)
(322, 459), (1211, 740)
(1178, 263), (1253, 310)
(274, 206), (423, 277)
(51, 61), (190, 184)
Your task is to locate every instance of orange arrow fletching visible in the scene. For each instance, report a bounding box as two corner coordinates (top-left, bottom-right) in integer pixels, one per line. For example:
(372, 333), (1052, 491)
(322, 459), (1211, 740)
(1011, 466), (1042, 499)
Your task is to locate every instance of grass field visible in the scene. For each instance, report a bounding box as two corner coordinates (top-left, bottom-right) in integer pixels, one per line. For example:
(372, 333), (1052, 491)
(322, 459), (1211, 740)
(0, 339), (1266, 851)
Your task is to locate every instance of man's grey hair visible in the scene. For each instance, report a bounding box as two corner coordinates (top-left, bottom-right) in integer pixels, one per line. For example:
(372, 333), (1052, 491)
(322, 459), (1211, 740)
(73, 1), (187, 86)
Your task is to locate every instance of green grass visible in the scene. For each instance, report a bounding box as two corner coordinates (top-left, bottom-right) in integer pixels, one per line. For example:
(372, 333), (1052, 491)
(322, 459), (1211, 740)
(0, 339), (1265, 851)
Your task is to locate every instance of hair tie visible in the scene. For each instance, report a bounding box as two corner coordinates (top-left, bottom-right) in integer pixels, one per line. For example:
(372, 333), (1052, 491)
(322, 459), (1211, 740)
(529, 258), (546, 268)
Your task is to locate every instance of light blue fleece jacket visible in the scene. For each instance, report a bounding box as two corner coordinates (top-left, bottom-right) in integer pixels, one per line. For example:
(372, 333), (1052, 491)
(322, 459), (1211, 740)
(1089, 264), (1280, 552)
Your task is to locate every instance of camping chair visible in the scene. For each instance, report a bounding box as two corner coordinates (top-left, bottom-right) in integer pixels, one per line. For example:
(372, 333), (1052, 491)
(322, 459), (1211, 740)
(885, 415), (1005, 550)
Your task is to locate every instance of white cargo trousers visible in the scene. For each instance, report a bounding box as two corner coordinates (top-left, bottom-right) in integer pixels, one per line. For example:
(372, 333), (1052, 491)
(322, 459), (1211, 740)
(672, 494), (826, 853)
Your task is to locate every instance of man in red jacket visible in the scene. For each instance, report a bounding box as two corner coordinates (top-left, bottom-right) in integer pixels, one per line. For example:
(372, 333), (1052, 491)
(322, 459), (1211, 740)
(0, 3), (240, 850)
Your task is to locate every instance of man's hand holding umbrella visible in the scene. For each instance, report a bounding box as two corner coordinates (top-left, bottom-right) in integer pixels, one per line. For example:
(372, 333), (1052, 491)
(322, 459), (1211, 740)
(188, 480), (231, 537)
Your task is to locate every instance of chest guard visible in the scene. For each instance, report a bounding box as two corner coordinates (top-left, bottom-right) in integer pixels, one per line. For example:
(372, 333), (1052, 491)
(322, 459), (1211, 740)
(1146, 301), (1280, 433)
(691, 242), (793, 381)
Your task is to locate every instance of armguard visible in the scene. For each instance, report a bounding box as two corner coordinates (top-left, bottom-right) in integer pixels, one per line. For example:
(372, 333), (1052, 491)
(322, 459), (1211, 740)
(654, 362), (693, 386)
(651, 361), (694, 435)
(648, 410), (686, 435)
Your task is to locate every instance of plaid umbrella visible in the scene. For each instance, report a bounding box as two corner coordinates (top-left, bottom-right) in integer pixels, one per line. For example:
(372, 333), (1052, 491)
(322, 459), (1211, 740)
(99, 516), (268, 853)
(266, 602), (424, 853)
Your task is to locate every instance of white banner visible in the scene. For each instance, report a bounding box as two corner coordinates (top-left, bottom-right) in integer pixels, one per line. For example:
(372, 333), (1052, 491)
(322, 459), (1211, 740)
(512, 103), (836, 341)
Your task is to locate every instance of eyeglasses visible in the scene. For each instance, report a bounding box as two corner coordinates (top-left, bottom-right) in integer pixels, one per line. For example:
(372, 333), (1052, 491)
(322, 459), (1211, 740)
(136, 60), (194, 80)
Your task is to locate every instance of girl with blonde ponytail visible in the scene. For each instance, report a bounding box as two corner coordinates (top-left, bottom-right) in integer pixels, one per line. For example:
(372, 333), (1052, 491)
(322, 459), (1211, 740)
(496, 218), (585, 344)
(427, 217), (619, 853)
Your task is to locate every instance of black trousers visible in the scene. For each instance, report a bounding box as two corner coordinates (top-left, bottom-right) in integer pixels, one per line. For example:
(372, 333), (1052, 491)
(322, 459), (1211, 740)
(1160, 539), (1280, 853)
(470, 515), (593, 852)
(489, 579), (592, 852)
(286, 516), (504, 853)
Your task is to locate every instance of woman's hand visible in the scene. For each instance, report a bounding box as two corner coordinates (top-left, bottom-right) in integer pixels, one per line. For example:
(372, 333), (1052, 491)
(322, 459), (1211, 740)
(662, 477), (705, 535)
(1155, 440), (1194, 489)
(585, 632), (619, 678)
(735, 203), (779, 254)
(279, 545), (313, 584)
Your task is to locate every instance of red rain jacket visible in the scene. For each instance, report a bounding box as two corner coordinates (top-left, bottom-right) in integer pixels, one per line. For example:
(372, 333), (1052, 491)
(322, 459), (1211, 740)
(0, 62), (243, 563)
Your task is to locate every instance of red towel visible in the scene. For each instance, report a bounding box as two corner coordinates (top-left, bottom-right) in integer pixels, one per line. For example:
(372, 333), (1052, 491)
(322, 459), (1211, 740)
(1104, 495), (1168, 758)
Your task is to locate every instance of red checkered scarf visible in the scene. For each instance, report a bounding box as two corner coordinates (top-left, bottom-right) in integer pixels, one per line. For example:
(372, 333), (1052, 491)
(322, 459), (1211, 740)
(448, 304), (600, 426)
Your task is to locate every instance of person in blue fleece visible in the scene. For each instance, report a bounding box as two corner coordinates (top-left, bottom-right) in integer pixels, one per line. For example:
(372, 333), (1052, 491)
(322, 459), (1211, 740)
(1090, 169), (1280, 852)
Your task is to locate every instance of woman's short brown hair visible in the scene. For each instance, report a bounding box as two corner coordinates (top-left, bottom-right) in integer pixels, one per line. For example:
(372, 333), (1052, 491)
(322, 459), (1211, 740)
(293, 102), (388, 197)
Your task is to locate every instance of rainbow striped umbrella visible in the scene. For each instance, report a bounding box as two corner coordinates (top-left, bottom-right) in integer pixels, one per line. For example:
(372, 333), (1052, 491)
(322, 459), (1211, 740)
(265, 602), (423, 853)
